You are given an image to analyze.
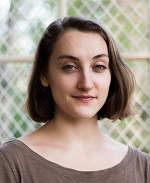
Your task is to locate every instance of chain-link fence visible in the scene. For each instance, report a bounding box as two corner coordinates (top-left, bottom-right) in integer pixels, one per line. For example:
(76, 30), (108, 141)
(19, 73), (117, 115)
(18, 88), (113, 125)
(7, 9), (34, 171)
(0, 0), (150, 153)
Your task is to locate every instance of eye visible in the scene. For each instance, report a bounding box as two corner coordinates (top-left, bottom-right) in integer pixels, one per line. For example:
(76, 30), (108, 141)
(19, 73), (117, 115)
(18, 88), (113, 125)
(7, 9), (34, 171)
(93, 65), (107, 71)
(63, 65), (77, 71)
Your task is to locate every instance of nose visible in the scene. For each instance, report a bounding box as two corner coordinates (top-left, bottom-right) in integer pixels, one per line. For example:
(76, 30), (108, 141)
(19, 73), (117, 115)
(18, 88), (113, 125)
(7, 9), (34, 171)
(77, 69), (94, 91)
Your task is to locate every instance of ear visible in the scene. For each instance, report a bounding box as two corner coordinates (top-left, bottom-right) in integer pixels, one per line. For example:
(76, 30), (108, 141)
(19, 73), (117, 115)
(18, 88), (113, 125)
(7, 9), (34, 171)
(40, 73), (50, 87)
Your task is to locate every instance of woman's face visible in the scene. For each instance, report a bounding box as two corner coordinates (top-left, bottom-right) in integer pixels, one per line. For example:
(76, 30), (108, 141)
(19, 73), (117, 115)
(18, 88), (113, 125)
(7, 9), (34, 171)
(41, 30), (111, 120)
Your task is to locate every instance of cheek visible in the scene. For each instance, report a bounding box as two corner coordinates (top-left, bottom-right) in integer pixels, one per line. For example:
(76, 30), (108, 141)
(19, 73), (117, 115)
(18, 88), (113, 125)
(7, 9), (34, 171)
(106, 76), (111, 90)
(50, 73), (76, 88)
(101, 72), (111, 86)
(100, 75), (111, 96)
(106, 79), (111, 94)
(49, 77), (73, 99)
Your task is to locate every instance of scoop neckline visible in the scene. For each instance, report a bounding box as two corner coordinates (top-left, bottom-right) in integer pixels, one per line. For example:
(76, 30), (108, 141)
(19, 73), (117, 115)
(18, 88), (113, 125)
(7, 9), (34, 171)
(12, 139), (133, 177)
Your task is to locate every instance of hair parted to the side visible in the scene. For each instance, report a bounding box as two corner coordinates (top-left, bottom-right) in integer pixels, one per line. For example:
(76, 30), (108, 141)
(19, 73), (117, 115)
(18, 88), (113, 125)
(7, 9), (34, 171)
(26, 16), (135, 123)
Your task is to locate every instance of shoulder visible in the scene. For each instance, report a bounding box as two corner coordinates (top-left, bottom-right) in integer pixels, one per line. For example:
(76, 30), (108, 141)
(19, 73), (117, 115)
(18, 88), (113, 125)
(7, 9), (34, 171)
(0, 140), (32, 166)
(0, 140), (23, 156)
(130, 147), (150, 162)
(0, 140), (25, 183)
(0, 140), (24, 168)
(128, 147), (150, 178)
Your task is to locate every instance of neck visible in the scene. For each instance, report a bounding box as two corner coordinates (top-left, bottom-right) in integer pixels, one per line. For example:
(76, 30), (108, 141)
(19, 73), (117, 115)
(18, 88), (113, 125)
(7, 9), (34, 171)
(43, 113), (103, 148)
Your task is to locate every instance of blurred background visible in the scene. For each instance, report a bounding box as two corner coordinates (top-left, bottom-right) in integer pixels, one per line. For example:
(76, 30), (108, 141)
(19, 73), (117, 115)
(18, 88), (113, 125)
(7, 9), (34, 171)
(0, 0), (150, 153)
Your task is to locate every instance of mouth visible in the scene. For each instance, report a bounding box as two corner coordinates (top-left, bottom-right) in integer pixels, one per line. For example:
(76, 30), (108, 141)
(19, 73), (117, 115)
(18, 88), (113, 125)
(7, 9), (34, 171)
(72, 95), (96, 102)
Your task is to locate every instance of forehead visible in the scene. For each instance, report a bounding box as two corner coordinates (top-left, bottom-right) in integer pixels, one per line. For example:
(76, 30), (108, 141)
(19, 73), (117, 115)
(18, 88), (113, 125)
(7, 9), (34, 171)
(53, 30), (108, 54)
(58, 29), (106, 43)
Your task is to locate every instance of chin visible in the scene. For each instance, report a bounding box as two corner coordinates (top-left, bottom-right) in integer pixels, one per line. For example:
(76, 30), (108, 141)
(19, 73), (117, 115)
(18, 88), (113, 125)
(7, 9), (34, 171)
(73, 112), (97, 120)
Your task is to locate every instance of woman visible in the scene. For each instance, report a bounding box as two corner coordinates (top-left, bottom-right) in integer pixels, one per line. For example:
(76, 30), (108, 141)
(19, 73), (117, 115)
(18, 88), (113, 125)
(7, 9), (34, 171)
(0, 16), (150, 182)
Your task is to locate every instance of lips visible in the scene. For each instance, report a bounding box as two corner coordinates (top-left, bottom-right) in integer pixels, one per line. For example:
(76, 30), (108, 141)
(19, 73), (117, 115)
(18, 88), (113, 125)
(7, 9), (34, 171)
(72, 95), (96, 102)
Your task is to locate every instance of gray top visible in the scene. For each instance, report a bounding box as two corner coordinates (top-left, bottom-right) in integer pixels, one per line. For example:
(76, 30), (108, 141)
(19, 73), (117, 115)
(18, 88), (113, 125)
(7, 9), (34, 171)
(0, 140), (150, 183)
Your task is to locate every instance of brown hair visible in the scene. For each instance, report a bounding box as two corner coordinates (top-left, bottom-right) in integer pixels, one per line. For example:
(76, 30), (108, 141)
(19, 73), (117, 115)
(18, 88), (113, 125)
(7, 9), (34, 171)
(26, 16), (135, 122)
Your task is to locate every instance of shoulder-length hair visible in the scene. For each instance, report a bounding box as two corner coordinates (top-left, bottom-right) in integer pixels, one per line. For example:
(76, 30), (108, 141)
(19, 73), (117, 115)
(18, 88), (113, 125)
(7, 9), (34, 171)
(26, 16), (135, 122)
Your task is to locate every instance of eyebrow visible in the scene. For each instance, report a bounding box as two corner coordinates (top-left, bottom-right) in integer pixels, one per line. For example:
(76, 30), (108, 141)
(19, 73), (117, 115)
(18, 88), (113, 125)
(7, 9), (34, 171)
(93, 54), (109, 59)
(58, 55), (79, 61)
(57, 54), (109, 61)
